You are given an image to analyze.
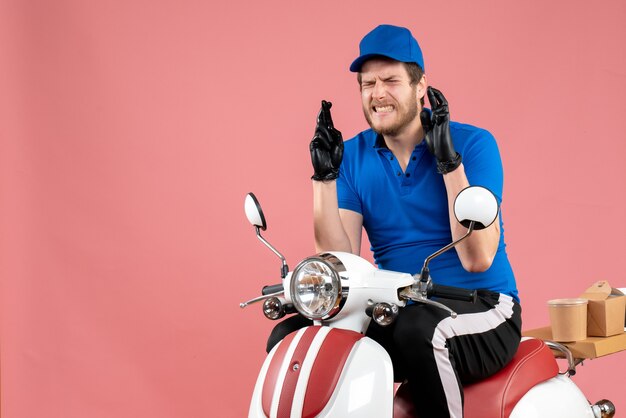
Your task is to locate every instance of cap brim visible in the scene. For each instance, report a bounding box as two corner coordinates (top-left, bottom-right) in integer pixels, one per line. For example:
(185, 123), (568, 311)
(350, 53), (389, 72)
(349, 53), (417, 72)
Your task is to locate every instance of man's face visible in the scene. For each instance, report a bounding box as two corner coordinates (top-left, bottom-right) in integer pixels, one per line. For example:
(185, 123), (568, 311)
(359, 59), (424, 137)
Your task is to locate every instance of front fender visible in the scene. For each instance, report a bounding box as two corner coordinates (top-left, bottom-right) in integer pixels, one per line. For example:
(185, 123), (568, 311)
(248, 326), (394, 418)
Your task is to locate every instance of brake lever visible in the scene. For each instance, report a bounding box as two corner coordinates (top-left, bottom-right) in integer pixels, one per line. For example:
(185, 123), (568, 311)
(239, 290), (285, 308)
(399, 287), (458, 318)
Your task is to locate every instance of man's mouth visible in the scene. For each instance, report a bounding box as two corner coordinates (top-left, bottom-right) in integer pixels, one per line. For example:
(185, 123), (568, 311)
(373, 105), (394, 113)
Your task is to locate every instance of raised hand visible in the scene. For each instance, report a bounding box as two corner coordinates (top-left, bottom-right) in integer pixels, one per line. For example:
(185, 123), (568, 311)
(420, 87), (462, 174)
(310, 100), (344, 181)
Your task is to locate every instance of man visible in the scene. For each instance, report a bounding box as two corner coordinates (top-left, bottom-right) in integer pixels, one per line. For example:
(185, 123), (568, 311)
(269, 24), (521, 418)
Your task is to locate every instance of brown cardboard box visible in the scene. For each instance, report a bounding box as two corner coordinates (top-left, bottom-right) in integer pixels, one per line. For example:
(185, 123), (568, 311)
(580, 281), (626, 337)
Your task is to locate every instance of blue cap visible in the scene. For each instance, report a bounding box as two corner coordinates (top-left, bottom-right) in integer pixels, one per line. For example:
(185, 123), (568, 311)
(349, 24), (424, 73)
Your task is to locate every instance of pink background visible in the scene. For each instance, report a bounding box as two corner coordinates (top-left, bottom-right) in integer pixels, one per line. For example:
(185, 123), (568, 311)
(1, 0), (625, 416)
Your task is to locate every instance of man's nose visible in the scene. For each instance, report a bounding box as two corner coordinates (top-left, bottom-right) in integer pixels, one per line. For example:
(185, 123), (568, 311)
(372, 80), (386, 99)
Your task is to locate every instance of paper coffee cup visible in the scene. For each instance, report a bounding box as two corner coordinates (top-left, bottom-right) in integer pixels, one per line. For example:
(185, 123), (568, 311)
(547, 298), (588, 342)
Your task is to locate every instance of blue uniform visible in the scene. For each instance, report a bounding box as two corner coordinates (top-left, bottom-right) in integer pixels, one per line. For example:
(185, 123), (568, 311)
(337, 122), (519, 302)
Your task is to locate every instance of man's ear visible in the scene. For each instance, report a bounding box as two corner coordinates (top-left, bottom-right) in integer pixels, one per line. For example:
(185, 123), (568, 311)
(416, 74), (428, 101)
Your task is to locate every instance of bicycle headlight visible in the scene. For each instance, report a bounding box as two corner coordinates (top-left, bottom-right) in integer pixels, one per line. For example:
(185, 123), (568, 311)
(290, 255), (344, 320)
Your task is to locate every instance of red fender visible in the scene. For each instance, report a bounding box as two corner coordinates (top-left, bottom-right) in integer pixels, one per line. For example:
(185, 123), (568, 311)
(261, 327), (365, 418)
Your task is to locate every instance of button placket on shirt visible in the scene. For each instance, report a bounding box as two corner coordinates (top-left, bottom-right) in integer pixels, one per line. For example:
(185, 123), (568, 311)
(400, 149), (425, 193)
(377, 149), (404, 182)
(377, 144), (426, 193)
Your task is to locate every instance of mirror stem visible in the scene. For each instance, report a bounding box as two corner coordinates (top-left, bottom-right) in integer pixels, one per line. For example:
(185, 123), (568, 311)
(420, 221), (475, 283)
(255, 226), (289, 278)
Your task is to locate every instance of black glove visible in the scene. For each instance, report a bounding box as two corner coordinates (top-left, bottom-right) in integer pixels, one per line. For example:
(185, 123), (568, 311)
(310, 100), (344, 181)
(420, 87), (462, 174)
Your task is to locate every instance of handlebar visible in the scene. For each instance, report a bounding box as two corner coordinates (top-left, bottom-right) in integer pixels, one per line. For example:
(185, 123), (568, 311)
(262, 284), (284, 295)
(429, 284), (477, 303)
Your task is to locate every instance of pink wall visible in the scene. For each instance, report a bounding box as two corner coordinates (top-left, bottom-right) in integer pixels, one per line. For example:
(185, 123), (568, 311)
(1, 0), (624, 416)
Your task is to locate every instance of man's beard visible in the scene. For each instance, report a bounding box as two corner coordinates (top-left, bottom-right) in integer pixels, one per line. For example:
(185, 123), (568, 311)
(363, 94), (419, 137)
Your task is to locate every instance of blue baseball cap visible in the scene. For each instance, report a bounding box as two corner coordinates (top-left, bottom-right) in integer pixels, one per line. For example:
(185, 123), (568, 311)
(349, 24), (425, 73)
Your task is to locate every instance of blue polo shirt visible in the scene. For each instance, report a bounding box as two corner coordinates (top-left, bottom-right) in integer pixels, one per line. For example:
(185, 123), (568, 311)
(337, 122), (518, 302)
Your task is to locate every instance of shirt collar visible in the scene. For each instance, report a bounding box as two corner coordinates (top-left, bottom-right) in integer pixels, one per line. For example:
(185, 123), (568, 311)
(373, 133), (388, 149)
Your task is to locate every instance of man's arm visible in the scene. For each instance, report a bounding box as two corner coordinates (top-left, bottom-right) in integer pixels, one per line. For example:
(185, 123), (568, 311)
(442, 164), (500, 272)
(310, 100), (362, 254)
(313, 180), (363, 254)
(421, 87), (500, 273)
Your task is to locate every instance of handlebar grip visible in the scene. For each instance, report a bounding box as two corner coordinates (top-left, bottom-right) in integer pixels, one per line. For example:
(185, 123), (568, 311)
(262, 284), (284, 295)
(430, 284), (477, 303)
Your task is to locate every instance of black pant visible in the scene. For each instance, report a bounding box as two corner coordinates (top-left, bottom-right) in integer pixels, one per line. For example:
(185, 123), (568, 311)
(267, 290), (521, 418)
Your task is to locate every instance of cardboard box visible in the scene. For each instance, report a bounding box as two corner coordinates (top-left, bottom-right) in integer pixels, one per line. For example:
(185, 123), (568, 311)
(522, 326), (626, 359)
(580, 281), (626, 337)
(619, 287), (626, 330)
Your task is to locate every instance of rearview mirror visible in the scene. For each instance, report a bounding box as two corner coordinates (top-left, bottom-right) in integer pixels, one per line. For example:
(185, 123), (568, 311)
(243, 192), (288, 278)
(244, 193), (267, 231)
(453, 186), (499, 231)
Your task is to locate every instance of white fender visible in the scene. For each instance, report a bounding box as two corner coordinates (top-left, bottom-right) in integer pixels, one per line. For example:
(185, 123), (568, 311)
(510, 374), (595, 418)
(315, 337), (394, 417)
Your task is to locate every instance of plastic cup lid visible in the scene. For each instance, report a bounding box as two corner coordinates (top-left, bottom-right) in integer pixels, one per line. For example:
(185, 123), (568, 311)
(547, 298), (588, 307)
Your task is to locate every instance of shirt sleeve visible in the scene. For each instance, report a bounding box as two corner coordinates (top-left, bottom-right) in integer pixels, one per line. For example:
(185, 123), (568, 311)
(460, 128), (504, 204)
(336, 153), (363, 214)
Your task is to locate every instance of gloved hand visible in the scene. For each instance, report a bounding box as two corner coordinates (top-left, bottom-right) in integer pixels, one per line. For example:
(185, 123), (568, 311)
(310, 100), (344, 181)
(420, 87), (462, 174)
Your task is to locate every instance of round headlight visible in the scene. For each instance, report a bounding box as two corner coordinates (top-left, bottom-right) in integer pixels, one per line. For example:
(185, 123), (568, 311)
(290, 257), (342, 319)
